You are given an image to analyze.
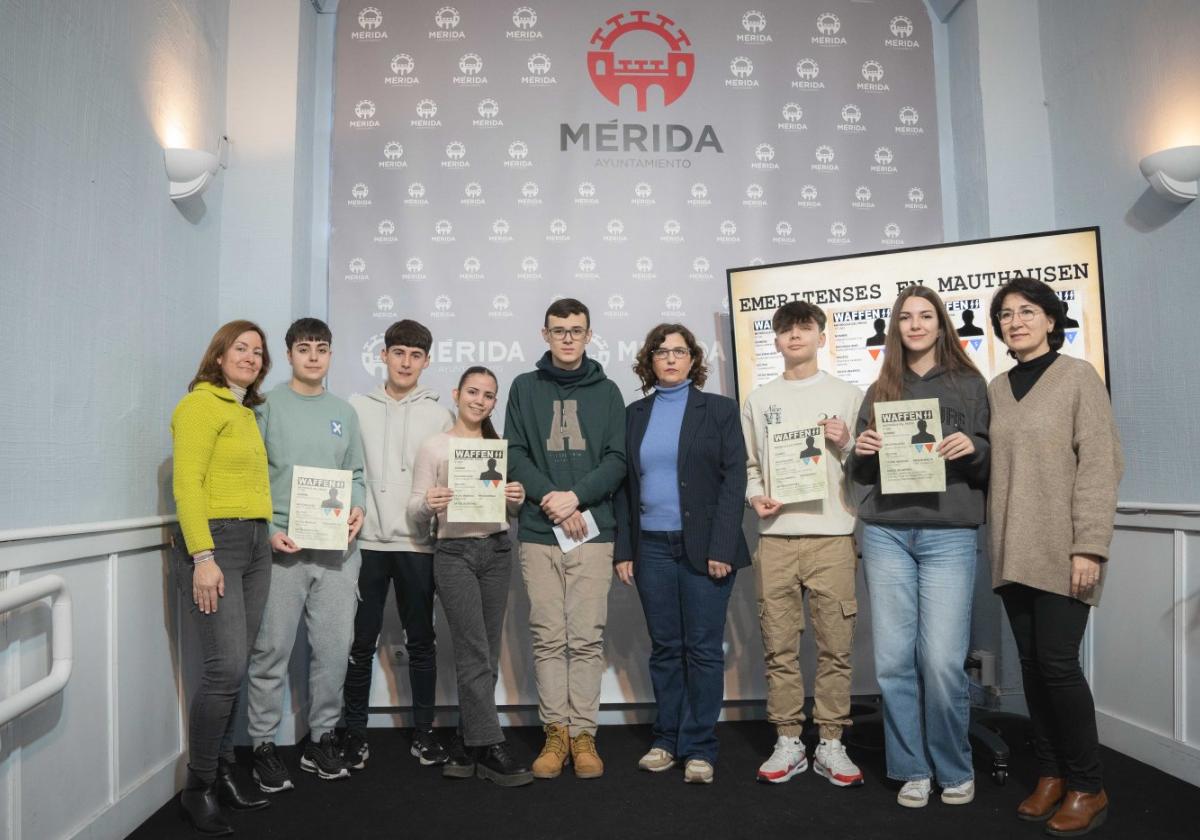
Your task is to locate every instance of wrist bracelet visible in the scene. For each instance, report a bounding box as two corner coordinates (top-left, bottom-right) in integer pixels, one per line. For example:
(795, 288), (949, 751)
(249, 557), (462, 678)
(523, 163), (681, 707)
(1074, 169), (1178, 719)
(193, 550), (215, 565)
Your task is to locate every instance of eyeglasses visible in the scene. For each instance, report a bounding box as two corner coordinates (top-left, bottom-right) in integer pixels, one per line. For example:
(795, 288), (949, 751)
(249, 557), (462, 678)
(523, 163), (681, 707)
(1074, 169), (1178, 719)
(997, 306), (1042, 325)
(652, 347), (691, 361)
(547, 327), (588, 341)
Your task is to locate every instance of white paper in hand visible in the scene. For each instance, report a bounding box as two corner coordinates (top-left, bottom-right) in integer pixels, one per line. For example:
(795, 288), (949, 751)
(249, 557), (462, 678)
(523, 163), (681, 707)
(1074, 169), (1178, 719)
(552, 510), (600, 553)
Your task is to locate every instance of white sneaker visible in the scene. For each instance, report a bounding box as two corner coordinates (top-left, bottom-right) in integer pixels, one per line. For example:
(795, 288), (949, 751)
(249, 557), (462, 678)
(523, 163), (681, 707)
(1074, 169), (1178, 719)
(813, 738), (864, 787)
(637, 747), (675, 772)
(941, 779), (975, 805)
(897, 779), (932, 808)
(756, 735), (807, 783)
(684, 759), (714, 784)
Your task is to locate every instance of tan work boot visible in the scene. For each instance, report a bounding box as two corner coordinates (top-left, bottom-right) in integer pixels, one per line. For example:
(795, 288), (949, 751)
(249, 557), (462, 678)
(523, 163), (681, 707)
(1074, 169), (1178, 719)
(531, 723), (570, 779)
(570, 732), (604, 779)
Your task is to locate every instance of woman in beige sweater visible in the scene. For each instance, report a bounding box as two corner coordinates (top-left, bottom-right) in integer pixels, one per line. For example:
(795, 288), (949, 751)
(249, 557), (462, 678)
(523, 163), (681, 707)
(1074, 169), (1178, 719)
(987, 277), (1123, 838)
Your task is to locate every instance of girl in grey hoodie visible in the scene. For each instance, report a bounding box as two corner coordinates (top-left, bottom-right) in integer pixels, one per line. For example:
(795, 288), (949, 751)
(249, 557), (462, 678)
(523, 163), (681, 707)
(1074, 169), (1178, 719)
(847, 285), (990, 809)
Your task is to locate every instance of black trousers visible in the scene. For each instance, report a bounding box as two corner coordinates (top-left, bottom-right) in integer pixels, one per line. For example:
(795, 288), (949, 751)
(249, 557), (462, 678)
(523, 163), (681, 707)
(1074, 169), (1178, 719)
(343, 549), (438, 733)
(999, 582), (1103, 793)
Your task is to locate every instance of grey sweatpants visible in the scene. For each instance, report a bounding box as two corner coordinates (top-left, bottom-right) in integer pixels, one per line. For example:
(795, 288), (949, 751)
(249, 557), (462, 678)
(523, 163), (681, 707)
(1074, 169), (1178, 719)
(246, 547), (361, 743)
(434, 532), (513, 747)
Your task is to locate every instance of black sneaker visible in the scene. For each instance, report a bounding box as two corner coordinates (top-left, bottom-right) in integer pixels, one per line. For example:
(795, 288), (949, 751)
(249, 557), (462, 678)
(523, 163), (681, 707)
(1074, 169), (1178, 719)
(300, 732), (350, 780)
(476, 741), (534, 787)
(252, 742), (294, 793)
(411, 728), (449, 766)
(340, 730), (369, 771)
(442, 734), (476, 779)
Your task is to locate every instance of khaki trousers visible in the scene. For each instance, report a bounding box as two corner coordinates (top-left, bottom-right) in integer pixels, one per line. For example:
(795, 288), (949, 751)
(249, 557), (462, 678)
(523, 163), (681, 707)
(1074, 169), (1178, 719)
(520, 541), (614, 737)
(755, 534), (858, 739)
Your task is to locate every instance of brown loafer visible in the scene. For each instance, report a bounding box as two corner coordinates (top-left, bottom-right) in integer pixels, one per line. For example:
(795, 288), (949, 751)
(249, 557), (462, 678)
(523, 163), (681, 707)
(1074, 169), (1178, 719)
(1046, 789), (1108, 837)
(1018, 776), (1066, 821)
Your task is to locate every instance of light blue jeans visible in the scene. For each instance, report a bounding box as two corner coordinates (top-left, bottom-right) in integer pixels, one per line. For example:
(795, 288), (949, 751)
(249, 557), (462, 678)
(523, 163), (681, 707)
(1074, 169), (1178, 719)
(862, 524), (977, 787)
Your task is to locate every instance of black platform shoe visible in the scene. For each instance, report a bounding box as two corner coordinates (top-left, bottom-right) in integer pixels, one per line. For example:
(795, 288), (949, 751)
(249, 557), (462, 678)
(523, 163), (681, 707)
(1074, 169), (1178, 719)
(476, 741), (534, 787)
(442, 734), (477, 779)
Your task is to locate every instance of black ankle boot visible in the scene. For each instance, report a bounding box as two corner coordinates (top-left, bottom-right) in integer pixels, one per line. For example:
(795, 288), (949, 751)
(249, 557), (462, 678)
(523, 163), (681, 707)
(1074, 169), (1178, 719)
(180, 770), (234, 836)
(216, 758), (270, 811)
(476, 741), (534, 787)
(442, 734), (476, 779)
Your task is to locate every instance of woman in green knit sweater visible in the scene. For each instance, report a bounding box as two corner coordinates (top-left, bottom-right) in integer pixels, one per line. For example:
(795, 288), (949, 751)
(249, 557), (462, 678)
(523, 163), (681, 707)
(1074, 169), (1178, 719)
(987, 277), (1122, 838)
(171, 320), (275, 835)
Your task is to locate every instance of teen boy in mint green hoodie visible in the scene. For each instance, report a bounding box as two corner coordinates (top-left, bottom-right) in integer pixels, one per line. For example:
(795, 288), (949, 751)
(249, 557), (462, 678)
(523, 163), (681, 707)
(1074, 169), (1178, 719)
(504, 298), (626, 780)
(246, 318), (365, 792)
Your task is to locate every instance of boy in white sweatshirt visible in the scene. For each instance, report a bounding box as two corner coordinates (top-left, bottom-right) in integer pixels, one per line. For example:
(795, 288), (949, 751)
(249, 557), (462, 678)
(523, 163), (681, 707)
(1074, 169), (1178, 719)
(340, 320), (453, 769)
(740, 301), (865, 788)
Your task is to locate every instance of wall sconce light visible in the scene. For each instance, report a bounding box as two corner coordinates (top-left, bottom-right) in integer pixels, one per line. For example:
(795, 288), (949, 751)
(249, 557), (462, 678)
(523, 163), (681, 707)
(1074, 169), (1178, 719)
(1139, 145), (1200, 203)
(164, 135), (230, 201)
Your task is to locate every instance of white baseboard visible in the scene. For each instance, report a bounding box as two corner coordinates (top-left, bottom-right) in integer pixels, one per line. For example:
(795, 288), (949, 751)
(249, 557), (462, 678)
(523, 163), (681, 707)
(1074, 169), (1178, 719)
(66, 753), (182, 840)
(363, 702), (772, 731)
(1097, 710), (1200, 787)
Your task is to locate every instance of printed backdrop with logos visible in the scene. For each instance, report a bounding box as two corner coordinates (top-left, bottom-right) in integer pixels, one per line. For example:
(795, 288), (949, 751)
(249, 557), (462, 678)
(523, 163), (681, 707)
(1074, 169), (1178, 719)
(328, 1), (943, 711)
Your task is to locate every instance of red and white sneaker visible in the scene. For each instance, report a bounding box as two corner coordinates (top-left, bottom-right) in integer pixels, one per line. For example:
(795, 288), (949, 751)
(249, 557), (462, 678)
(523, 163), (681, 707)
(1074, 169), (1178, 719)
(813, 738), (864, 787)
(756, 735), (808, 783)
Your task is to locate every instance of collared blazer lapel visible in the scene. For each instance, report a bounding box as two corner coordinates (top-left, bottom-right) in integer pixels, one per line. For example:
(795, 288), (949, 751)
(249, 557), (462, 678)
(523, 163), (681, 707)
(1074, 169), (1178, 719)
(676, 387), (706, 475)
(627, 395), (653, 479)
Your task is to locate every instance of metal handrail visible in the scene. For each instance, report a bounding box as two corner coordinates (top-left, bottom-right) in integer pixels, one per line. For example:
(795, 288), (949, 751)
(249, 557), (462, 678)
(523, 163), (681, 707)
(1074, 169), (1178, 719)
(0, 575), (73, 749)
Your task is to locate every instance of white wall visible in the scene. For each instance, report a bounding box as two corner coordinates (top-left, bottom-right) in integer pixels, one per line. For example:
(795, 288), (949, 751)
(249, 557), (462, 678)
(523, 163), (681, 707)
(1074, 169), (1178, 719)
(1037, 0), (1200, 505)
(934, 0), (1200, 783)
(0, 525), (186, 840)
(1090, 513), (1200, 786)
(219, 0), (306, 362)
(1035, 0), (1200, 786)
(0, 0), (230, 531)
(0, 0), (233, 835)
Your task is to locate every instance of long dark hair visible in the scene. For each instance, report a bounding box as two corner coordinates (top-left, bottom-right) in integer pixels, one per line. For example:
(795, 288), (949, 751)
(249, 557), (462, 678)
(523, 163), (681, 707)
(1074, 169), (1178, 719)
(456, 366), (500, 439)
(188, 320), (271, 406)
(872, 285), (980, 405)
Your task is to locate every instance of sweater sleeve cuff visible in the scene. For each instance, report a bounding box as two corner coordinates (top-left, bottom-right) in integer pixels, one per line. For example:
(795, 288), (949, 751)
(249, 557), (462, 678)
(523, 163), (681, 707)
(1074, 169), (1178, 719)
(1070, 543), (1111, 561)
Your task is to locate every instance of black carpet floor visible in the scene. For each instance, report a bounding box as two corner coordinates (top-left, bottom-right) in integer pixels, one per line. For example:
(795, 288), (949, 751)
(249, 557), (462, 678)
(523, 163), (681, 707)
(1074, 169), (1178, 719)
(129, 718), (1197, 839)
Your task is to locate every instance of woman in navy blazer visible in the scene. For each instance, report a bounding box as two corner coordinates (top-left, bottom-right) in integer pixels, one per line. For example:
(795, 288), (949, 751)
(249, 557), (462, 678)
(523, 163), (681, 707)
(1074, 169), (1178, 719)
(614, 323), (750, 785)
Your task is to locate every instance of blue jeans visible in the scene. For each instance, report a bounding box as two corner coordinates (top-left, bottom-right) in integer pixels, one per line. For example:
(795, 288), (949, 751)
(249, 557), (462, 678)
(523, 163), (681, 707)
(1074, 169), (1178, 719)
(862, 524), (976, 786)
(635, 530), (734, 764)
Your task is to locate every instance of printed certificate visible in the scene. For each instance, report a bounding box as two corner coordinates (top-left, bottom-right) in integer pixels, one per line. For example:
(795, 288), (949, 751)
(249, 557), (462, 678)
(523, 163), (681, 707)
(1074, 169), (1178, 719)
(767, 420), (828, 504)
(875, 398), (946, 494)
(288, 465), (352, 550)
(447, 439), (508, 524)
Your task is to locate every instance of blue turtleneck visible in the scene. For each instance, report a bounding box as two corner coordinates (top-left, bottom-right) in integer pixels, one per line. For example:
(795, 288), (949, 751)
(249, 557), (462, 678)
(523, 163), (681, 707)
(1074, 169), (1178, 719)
(638, 380), (691, 531)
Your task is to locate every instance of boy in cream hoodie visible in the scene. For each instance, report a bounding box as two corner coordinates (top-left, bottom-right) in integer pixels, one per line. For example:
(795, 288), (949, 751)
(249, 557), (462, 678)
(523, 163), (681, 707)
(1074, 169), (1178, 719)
(340, 320), (453, 770)
(741, 301), (865, 788)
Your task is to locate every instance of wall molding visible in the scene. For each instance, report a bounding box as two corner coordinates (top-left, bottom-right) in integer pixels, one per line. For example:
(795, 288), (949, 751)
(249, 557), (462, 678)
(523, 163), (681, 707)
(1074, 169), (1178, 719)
(1101, 506), (1197, 787)
(0, 522), (182, 839)
(1097, 711), (1200, 788)
(66, 754), (181, 840)
(0, 517), (175, 573)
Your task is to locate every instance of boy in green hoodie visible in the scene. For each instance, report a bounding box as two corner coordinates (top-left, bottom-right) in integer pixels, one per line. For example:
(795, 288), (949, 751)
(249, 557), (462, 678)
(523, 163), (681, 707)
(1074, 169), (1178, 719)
(504, 298), (627, 780)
